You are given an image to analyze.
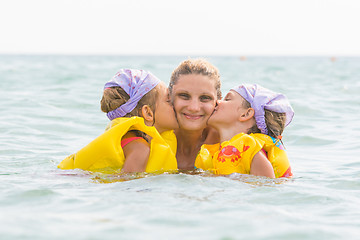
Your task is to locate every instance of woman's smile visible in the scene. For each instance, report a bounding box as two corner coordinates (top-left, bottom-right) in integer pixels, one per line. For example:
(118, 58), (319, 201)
(183, 112), (203, 120)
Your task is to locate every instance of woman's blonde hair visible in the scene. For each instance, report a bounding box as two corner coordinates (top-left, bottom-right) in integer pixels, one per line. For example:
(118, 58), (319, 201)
(169, 58), (221, 98)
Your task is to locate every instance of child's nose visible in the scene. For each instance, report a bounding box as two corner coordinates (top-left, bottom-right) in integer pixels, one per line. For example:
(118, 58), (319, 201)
(217, 100), (225, 107)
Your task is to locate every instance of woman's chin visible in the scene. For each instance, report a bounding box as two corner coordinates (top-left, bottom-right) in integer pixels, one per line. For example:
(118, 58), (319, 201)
(179, 120), (207, 131)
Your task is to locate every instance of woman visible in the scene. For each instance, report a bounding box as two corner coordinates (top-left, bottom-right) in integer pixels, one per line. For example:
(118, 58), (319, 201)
(169, 59), (221, 170)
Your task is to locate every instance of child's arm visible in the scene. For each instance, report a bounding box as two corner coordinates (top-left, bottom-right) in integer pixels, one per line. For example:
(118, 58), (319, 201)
(121, 138), (150, 173)
(250, 151), (275, 178)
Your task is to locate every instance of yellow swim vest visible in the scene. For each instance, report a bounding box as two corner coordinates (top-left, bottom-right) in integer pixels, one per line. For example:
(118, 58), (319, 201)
(194, 133), (292, 178)
(251, 133), (292, 178)
(195, 133), (262, 175)
(58, 117), (177, 173)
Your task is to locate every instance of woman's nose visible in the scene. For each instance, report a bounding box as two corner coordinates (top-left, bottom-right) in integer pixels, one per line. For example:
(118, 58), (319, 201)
(188, 99), (200, 111)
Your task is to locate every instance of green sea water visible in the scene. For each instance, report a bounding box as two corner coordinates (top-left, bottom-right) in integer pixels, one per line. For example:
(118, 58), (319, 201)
(1, 55), (360, 239)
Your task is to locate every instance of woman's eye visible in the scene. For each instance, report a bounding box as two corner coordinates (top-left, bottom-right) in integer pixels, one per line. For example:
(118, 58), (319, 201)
(178, 93), (190, 100)
(224, 98), (230, 101)
(200, 96), (213, 102)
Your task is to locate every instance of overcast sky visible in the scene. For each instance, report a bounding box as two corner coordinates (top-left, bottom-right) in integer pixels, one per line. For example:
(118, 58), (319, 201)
(1, 0), (360, 56)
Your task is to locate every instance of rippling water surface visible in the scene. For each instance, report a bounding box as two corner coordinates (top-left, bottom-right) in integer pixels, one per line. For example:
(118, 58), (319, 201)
(1, 55), (360, 239)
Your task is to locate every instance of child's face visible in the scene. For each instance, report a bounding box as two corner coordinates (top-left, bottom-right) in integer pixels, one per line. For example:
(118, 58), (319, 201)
(153, 82), (179, 133)
(208, 90), (248, 127)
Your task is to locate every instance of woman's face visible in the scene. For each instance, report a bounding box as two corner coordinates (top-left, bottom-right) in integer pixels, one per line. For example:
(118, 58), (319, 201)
(153, 82), (179, 133)
(171, 74), (218, 131)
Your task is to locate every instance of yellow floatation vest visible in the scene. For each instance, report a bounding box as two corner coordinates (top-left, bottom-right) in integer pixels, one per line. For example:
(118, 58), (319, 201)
(195, 133), (292, 178)
(195, 133), (262, 175)
(251, 133), (292, 178)
(58, 117), (177, 173)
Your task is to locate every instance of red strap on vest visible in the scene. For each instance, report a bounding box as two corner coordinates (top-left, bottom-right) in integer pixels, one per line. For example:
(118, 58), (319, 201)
(121, 137), (143, 148)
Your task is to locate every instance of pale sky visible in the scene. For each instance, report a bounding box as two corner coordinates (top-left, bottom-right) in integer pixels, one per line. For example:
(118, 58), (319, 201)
(1, 0), (360, 56)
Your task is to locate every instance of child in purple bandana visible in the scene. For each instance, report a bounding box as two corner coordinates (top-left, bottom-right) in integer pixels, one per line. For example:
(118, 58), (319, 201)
(195, 84), (294, 178)
(58, 69), (178, 173)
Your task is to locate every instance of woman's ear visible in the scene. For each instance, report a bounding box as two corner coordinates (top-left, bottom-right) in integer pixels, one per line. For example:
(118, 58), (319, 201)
(166, 92), (172, 104)
(169, 92), (175, 105)
(239, 108), (255, 121)
(141, 105), (154, 123)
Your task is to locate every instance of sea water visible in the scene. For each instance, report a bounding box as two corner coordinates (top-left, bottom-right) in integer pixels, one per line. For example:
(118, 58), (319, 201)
(1, 55), (360, 240)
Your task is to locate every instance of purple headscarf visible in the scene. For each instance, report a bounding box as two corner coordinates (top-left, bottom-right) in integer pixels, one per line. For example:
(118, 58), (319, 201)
(104, 69), (160, 120)
(231, 84), (294, 135)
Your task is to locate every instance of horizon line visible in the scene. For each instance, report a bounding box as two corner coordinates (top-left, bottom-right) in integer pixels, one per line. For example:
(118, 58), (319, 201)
(1, 53), (359, 57)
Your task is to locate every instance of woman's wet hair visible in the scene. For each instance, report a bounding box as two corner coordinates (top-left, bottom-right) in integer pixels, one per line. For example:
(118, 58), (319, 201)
(169, 58), (221, 99)
(242, 99), (286, 138)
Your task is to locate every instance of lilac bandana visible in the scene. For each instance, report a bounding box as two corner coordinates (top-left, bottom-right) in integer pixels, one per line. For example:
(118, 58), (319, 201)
(231, 84), (294, 135)
(104, 69), (160, 120)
